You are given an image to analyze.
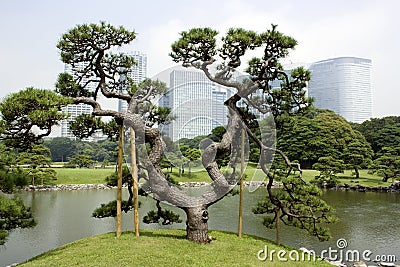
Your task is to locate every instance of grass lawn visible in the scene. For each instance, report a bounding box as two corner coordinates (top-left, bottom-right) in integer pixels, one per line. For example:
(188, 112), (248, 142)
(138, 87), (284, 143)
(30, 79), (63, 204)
(336, 169), (391, 187)
(166, 162), (272, 183)
(19, 230), (331, 267)
(52, 168), (114, 184)
(50, 163), (388, 188)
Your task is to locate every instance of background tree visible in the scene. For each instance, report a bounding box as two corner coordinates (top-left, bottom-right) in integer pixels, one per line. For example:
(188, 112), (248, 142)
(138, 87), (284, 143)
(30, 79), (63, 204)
(312, 156), (344, 187)
(343, 132), (373, 178)
(183, 148), (201, 178)
(170, 25), (336, 242)
(43, 137), (76, 162)
(370, 146), (400, 183)
(68, 154), (95, 168)
(278, 109), (373, 172)
(18, 144), (56, 185)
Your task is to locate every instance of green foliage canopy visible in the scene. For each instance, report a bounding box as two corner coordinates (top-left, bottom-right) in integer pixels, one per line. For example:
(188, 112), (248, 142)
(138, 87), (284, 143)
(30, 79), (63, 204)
(352, 116), (400, 155)
(0, 88), (71, 150)
(278, 109), (373, 172)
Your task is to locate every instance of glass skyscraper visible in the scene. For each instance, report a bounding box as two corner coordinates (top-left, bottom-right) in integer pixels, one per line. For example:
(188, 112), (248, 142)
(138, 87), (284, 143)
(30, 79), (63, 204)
(308, 57), (372, 123)
(159, 69), (234, 141)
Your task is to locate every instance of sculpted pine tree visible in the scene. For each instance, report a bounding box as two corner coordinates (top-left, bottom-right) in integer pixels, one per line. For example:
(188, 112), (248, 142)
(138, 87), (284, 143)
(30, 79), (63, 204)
(170, 25), (336, 242)
(55, 22), (177, 230)
(0, 89), (66, 243)
(56, 22), (335, 243)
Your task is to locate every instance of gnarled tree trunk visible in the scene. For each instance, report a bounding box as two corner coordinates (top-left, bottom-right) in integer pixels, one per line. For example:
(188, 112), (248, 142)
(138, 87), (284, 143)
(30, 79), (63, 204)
(184, 205), (211, 243)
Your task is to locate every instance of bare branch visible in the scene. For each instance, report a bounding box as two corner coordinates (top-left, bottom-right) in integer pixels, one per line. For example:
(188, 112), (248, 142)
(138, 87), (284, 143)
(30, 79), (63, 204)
(137, 85), (155, 104)
(72, 96), (122, 118)
(199, 61), (242, 90)
(100, 85), (132, 101)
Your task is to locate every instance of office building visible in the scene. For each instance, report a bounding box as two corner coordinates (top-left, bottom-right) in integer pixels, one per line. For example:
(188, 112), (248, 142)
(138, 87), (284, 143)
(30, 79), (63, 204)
(159, 69), (234, 141)
(118, 51), (147, 112)
(308, 57), (372, 123)
(60, 52), (146, 141)
(60, 62), (97, 140)
(60, 103), (94, 138)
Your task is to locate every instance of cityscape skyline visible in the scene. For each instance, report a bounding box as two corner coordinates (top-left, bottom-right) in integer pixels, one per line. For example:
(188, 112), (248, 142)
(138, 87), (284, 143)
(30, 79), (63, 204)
(0, 1), (399, 118)
(55, 54), (373, 140)
(157, 56), (372, 142)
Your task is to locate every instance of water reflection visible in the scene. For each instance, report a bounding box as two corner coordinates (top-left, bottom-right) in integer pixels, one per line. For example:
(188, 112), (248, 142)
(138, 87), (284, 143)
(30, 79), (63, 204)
(0, 189), (399, 266)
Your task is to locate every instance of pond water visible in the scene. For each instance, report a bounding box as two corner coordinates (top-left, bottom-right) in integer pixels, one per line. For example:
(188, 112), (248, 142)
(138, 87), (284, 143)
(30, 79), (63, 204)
(1, 188), (399, 266)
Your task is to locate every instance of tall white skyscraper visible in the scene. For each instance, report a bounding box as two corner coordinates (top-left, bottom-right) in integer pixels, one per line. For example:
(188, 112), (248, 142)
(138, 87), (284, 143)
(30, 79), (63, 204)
(60, 62), (96, 140)
(60, 103), (94, 138)
(60, 52), (147, 141)
(308, 57), (372, 123)
(159, 69), (234, 141)
(118, 51), (147, 112)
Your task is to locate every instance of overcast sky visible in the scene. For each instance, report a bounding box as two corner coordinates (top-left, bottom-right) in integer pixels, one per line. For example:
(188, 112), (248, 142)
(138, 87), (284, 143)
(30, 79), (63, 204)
(0, 0), (399, 118)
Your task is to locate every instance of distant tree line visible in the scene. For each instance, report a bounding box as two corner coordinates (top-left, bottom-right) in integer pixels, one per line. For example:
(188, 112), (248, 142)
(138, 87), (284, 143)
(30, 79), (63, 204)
(43, 137), (118, 167)
(172, 111), (400, 186)
(352, 116), (400, 183)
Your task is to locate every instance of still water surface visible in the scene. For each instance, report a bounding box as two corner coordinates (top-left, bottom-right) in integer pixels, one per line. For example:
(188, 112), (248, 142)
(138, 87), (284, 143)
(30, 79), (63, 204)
(1, 188), (399, 266)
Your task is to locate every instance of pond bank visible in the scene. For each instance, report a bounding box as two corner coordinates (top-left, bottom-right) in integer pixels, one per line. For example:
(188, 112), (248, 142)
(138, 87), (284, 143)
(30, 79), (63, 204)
(21, 181), (283, 191)
(21, 181), (400, 192)
(327, 181), (400, 192)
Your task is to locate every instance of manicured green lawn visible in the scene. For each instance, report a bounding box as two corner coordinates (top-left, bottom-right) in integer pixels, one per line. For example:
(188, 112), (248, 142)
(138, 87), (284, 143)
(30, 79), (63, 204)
(336, 169), (391, 187)
(52, 168), (114, 184)
(50, 164), (387, 188)
(20, 230), (331, 267)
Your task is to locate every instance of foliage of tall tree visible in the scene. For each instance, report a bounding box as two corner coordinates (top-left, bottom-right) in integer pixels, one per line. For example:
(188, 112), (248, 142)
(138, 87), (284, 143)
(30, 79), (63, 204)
(0, 87), (71, 150)
(0, 194), (36, 245)
(170, 25), (336, 241)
